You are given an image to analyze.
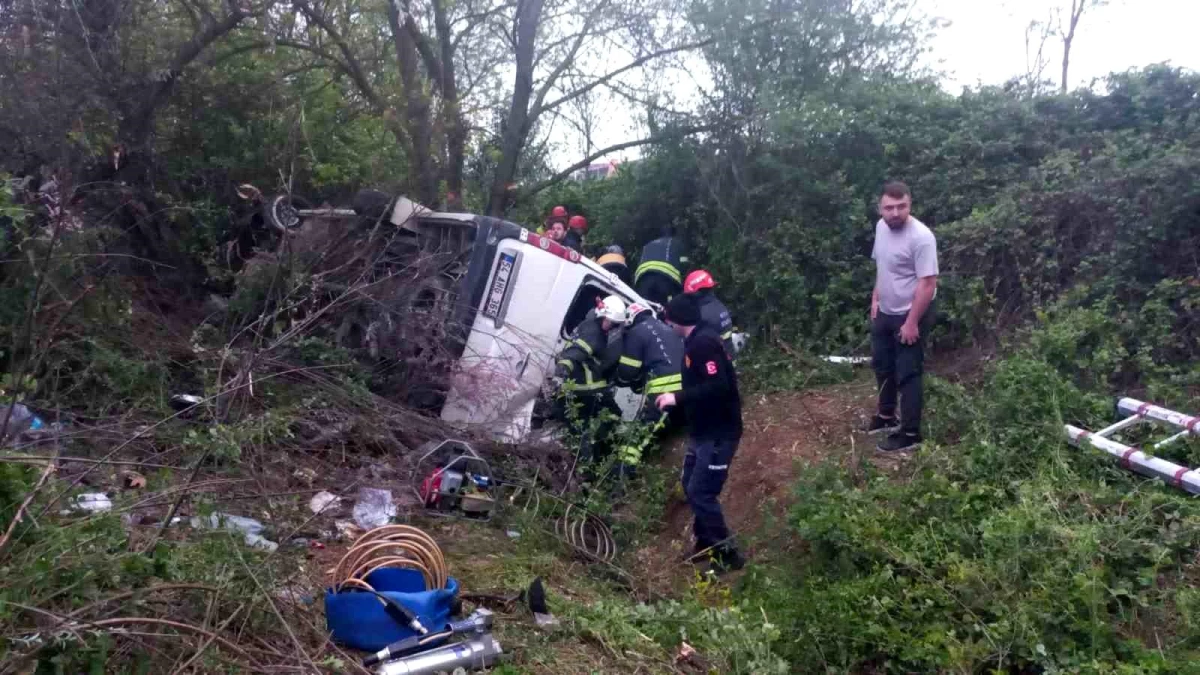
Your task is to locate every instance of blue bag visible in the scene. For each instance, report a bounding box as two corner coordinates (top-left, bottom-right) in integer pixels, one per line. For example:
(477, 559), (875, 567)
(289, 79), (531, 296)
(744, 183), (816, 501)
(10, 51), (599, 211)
(325, 568), (459, 652)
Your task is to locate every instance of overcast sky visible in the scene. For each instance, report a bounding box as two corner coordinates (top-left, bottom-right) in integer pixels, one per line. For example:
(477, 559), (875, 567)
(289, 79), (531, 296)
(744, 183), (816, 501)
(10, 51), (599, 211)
(561, 0), (1200, 168)
(928, 0), (1200, 90)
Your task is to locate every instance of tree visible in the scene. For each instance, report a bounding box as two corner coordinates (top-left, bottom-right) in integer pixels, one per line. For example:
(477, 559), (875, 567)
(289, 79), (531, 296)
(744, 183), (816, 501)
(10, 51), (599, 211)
(0, 0), (273, 164)
(278, 0), (710, 214)
(1020, 15), (1055, 96)
(1057, 0), (1107, 93)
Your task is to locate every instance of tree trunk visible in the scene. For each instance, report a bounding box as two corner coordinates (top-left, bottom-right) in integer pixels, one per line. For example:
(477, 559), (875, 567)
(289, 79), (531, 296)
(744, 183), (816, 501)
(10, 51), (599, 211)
(432, 0), (465, 208)
(1060, 0), (1083, 94)
(387, 0), (439, 207)
(486, 0), (545, 217)
(1060, 34), (1072, 94)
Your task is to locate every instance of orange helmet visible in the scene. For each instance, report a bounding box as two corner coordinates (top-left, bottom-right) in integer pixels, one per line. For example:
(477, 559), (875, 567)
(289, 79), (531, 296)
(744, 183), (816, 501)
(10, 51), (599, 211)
(568, 215), (588, 232)
(550, 205), (568, 218)
(684, 269), (716, 294)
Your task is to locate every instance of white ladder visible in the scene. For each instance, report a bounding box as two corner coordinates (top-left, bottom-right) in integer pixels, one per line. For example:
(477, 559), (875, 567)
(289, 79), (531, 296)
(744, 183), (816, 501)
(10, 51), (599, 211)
(1064, 397), (1200, 495)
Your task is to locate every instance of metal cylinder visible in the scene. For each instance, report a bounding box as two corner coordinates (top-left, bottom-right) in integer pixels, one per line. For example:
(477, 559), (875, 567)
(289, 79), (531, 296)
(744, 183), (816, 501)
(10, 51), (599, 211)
(1117, 397), (1199, 433)
(1065, 424), (1200, 495)
(376, 634), (502, 675)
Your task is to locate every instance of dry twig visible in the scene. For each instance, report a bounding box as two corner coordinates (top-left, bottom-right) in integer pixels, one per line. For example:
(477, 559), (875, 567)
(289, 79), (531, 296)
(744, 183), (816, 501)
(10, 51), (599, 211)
(0, 459), (56, 555)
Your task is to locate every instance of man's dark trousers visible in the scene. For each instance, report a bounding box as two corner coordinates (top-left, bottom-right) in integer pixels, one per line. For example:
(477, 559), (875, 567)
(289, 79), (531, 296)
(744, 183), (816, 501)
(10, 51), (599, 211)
(870, 302), (935, 436)
(681, 436), (738, 551)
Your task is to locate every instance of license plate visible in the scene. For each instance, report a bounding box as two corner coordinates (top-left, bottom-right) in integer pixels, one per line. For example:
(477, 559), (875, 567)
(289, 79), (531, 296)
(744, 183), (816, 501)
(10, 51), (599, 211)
(483, 251), (516, 319)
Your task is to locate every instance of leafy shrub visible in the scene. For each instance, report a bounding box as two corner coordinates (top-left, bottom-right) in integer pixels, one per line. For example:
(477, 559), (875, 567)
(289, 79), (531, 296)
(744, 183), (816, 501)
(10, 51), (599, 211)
(735, 354), (1200, 672)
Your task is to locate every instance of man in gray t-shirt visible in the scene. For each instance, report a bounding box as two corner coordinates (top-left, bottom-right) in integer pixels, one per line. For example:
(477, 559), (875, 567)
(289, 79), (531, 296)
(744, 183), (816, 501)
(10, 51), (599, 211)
(867, 181), (939, 452)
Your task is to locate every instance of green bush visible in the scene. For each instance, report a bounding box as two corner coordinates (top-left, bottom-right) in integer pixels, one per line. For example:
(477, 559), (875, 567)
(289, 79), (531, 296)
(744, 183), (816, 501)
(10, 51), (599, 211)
(735, 353), (1200, 673)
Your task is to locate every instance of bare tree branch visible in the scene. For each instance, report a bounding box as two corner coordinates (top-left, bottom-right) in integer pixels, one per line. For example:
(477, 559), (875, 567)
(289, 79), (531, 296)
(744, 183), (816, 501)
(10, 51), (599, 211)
(519, 124), (715, 197)
(532, 37), (713, 119)
(291, 0), (387, 111)
(529, 0), (613, 115)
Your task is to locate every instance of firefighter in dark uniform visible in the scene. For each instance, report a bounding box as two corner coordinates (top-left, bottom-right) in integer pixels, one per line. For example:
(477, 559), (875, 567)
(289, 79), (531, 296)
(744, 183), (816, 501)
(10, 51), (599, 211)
(683, 270), (737, 362)
(634, 226), (688, 306)
(553, 296), (626, 463)
(656, 293), (745, 573)
(597, 245), (632, 286)
(612, 302), (684, 467)
(562, 215), (588, 252)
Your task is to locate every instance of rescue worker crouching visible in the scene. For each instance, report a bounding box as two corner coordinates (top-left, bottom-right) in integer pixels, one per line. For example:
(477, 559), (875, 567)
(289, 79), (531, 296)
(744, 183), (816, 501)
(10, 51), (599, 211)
(635, 225), (688, 306)
(551, 295), (625, 465)
(683, 269), (737, 362)
(612, 302), (685, 468)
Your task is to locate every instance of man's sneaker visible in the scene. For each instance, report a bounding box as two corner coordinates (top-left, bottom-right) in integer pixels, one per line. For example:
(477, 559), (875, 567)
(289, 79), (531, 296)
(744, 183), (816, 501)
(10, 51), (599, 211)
(866, 415), (900, 435)
(877, 431), (921, 452)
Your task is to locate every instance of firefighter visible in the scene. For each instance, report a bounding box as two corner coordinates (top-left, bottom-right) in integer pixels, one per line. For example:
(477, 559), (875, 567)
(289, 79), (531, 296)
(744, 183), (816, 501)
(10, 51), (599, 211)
(634, 225), (688, 306)
(563, 215), (588, 251)
(683, 270), (736, 361)
(552, 295), (626, 463)
(597, 245), (631, 286)
(656, 292), (745, 573)
(612, 302), (685, 467)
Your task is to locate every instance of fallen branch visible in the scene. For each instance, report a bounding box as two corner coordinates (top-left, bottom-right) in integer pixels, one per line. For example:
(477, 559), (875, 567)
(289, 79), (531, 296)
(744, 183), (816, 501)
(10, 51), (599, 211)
(171, 603), (246, 674)
(66, 584), (221, 619)
(54, 617), (259, 667)
(0, 455), (183, 470)
(0, 460), (56, 555)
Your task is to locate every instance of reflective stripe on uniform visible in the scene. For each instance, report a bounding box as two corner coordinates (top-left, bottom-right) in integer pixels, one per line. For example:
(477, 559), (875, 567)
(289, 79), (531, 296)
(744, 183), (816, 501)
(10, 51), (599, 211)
(619, 355), (643, 368)
(571, 338), (594, 356)
(645, 373), (682, 394)
(563, 361), (608, 392)
(557, 358), (575, 372)
(565, 380), (609, 392)
(633, 260), (682, 284)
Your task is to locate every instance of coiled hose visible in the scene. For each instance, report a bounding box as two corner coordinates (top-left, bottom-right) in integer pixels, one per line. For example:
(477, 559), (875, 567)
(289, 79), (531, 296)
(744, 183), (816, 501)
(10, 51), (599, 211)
(331, 525), (448, 592)
(517, 486), (616, 563)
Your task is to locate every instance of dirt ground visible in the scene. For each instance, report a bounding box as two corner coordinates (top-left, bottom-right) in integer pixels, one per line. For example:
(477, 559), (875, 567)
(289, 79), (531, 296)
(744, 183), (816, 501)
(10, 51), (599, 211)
(633, 350), (986, 588)
(627, 377), (879, 583)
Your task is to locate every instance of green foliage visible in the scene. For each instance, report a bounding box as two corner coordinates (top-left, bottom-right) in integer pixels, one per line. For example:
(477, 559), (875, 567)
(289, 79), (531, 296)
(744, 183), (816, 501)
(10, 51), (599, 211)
(0, 175), (25, 230)
(730, 352), (1200, 673)
(566, 593), (789, 674)
(0, 461), (288, 671)
(578, 66), (1200, 377)
(737, 344), (857, 394)
(183, 410), (294, 464)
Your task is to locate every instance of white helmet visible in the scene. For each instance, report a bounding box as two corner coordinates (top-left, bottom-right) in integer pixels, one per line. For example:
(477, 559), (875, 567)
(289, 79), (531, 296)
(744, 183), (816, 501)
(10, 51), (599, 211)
(596, 295), (628, 324)
(625, 302), (652, 321)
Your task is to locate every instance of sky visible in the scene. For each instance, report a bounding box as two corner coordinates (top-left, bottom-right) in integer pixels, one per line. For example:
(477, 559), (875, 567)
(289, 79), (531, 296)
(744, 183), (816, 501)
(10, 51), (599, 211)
(563, 0), (1200, 169)
(927, 0), (1200, 91)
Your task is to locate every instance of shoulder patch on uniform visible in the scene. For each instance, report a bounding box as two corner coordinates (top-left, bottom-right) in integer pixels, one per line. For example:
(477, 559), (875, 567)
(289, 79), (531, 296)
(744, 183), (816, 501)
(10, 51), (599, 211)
(705, 361), (718, 375)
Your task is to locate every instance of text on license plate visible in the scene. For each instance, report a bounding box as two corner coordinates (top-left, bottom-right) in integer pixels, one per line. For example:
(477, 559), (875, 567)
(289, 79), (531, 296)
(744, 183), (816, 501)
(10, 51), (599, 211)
(483, 252), (516, 318)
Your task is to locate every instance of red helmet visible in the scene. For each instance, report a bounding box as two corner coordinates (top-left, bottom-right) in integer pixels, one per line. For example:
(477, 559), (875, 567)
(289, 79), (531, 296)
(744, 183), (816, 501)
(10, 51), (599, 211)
(568, 215), (588, 232)
(684, 269), (716, 294)
(550, 205), (568, 218)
